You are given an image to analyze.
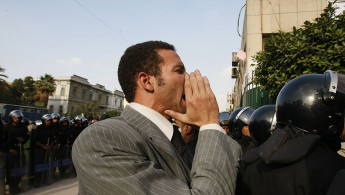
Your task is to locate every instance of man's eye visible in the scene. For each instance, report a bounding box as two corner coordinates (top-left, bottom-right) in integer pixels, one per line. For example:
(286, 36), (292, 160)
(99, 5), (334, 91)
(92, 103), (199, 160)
(176, 69), (185, 74)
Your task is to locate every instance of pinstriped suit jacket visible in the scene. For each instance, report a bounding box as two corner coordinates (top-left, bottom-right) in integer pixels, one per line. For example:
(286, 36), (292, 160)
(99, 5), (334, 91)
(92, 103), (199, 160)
(72, 106), (242, 194)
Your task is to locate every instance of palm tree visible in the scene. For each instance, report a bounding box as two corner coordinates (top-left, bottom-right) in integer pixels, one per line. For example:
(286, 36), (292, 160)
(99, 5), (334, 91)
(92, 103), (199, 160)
(0, 66), (10, 102)
(0, 66), (8, 82)
(34, 74), (56, 107)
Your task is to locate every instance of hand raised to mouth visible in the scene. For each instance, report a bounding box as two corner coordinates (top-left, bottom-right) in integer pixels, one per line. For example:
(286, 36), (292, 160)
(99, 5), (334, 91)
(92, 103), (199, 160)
(165, 70), (219, 127)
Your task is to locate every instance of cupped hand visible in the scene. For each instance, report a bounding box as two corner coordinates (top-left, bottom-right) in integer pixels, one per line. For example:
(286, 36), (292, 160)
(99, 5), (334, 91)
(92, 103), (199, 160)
(165, 70), (219, 127)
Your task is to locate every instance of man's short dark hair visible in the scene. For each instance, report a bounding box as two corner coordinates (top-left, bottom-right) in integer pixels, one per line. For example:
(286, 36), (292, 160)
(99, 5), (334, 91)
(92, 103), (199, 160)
(118, 41), (175, 102)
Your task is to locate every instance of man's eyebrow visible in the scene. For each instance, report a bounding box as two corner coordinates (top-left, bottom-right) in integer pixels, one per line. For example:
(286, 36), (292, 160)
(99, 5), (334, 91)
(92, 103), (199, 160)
(174, 64), (185, 71)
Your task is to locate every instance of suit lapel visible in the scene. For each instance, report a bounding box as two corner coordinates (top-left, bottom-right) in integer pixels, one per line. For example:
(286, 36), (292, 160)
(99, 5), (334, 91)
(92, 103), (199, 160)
(121, 106), (191, 182)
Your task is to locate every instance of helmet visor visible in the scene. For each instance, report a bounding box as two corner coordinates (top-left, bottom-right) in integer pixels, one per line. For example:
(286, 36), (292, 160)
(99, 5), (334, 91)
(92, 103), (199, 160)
(337, 73), (345, 96)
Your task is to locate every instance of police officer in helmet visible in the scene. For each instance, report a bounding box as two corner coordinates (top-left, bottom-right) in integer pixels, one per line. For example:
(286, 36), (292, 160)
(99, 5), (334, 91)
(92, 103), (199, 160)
(56, 117), (73, 178)
(31, 114), (56, 187)
(249, 70), (345, 195)
(219, 111), (230, 133)
(236, 104), (276, 194)
(228, 107), (255, 153)
(70, 115), (83, 144)
(3, 110), (29, 194)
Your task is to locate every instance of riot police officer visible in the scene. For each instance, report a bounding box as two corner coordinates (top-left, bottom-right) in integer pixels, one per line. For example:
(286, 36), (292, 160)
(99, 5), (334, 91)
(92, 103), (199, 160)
(70, 115), (83, 144)
(3, 110), (29, 194)
(247, 70), (345, 195)
(51, 113), (60, 136)
(56, 117), (73, 178)
(81, 117), (89, 130)
(219, 111), (230, 133)
(31, 114), (56, 187)
(236, 104), (276, 195)
(228, 107), (255, 153)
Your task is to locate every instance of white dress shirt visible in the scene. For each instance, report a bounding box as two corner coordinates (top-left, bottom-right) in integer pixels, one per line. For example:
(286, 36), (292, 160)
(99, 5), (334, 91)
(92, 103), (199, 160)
(130, 102), (225, 141)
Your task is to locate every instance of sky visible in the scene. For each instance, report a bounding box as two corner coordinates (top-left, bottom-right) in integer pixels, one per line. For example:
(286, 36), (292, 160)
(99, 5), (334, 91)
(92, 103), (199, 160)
(0, 0), (246, 112)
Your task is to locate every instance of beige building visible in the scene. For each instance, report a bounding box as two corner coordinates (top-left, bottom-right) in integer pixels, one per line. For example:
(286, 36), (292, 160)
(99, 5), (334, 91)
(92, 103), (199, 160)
(47, 75), (124, 116)
(231, 0), (330, 109)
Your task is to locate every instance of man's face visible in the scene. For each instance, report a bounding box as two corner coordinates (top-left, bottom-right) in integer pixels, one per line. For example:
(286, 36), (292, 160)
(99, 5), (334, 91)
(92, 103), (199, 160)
(222, 125), (229, 133)
(45, 120), (52, 126)
(53, 119), (59, 124)
(154, 49), (186, 114)
(62, 121), (69, 127)
(242, 125), (250, 137)
(13, 117), (21, 124)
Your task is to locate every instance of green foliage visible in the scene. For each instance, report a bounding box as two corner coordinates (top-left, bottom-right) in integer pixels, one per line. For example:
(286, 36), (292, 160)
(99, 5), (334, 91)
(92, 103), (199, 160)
(253, 2), (345, 99)
(104, 109), (121, 117)
(0, 66), (12, 103)
(0, 80), (12, 103)
(74, 100), (100, 118)
(22, 76), (36, 105)
(10, 78), (24, 103)
(0, 66), (7, 82)
(34, 74), (56, 107)
(34, 74), (56, 94)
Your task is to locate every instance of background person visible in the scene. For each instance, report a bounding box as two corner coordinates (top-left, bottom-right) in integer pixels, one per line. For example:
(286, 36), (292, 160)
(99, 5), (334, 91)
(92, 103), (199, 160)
(3, 110), (29, 194)
(250, 70), (345, 195)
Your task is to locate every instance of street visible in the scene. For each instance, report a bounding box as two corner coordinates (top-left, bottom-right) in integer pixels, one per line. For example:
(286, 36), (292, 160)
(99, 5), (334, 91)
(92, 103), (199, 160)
(18, 177), (77, 195)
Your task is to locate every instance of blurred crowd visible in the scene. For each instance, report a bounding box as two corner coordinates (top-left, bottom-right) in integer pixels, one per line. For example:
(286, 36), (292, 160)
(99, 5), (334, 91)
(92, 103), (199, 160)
(0, 111), (109, 194)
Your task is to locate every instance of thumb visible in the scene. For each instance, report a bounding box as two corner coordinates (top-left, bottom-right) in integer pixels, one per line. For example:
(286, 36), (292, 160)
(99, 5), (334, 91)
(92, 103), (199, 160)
(164, 110), (187, 123)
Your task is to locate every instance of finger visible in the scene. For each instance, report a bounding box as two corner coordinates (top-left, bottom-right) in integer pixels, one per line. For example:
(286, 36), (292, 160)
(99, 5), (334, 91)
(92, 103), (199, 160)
(195, 70), (206, 93)
(184, 73), (192, 98)
(164, 110), (188, 124)
(189, 71), (199, 96)
(203, 76), (213, 94)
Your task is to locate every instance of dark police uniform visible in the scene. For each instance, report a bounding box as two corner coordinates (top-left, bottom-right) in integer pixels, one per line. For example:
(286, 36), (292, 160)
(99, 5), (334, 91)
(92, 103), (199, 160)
(70, 124), (83, 145)
(3, 122), (28, 194)
(56, 124), (73, 177)
(240, 125), (345, 195)
(31, 123), (56, 186)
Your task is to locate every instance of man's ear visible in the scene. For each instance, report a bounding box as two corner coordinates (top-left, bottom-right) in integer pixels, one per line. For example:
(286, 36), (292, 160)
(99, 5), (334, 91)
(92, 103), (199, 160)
(138, 72), (154, 92)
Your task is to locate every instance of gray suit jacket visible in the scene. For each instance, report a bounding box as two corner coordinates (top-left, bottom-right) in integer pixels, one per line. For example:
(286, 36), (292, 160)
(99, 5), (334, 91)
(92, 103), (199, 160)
(72, 106), (242, 194)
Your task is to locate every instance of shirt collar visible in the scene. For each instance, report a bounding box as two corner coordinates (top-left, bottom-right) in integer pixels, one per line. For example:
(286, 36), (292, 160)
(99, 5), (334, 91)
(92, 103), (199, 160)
(129, 102), (174, 140)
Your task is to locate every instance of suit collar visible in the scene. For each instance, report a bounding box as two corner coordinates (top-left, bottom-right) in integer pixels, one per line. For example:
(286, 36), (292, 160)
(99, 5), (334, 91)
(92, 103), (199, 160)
(129, 102), (174, 140)
(121, 106), (178, 158)
(121, 106), (191, 180)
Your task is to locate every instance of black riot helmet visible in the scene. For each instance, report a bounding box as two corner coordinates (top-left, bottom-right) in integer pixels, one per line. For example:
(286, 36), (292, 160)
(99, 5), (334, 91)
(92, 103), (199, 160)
(51, 113), (60, 120)
(74, 115), (83, 125)
(276, 70), (345, 141)
(41, 114), (53, 124)
(81, 117), (88, 126)
(21, 118), (30, 126)
(59, 117), (69, 126)
(228, 107), (255, 139)
(249, 105), (276, 145)
(9, 110), (24, 122)
(219, 111), (230, 126)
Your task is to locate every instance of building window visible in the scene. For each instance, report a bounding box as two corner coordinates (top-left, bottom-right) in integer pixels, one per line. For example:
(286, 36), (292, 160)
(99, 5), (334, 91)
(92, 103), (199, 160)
(82, 90), (86, 100)
(19, 108), (27, 113)
(115, 98), (118, 106)
(59, 105), (63, 115)
(106, 96), (109, 105)
(60, 87), (65, 96)
(49, 105), (54, 113)
(98, 94), (102, 102)
(37, 109), (44, 114)
(89, 93), (93, 101)
(72, 87), (77, 97)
